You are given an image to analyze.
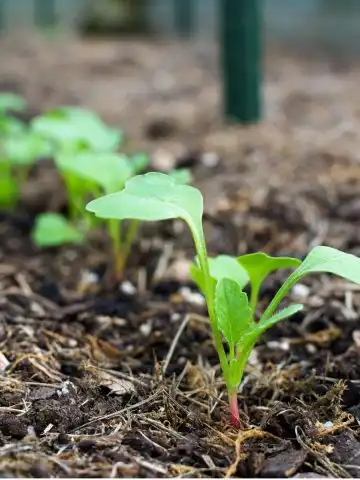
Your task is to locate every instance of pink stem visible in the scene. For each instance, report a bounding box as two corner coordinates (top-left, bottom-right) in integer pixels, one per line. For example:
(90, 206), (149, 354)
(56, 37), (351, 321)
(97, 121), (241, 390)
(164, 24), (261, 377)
(229, 391), (241, 428)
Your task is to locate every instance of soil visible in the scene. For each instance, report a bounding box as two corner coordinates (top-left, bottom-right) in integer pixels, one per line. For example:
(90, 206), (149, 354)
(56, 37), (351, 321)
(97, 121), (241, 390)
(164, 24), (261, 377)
(2, 34), (360, 477)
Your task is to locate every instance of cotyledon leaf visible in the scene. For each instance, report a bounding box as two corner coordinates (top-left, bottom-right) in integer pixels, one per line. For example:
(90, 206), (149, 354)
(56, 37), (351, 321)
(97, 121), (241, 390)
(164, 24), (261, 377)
(86, 172), (203, 230)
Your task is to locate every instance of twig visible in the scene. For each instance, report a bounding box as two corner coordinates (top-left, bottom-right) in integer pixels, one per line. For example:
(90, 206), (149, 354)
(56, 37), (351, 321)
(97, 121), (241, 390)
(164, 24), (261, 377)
(162, 314), (190, 376)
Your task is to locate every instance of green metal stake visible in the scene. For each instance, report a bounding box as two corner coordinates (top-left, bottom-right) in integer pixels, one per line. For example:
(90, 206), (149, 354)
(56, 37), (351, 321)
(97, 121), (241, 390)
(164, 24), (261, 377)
(34, 0), (56, 28)
(220, 0), (262, 123)
(174, 0), (193, 38)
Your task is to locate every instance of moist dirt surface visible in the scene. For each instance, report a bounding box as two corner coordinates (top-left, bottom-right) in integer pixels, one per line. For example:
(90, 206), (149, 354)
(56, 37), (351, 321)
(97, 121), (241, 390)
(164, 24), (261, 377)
(2, 35), (360, 477)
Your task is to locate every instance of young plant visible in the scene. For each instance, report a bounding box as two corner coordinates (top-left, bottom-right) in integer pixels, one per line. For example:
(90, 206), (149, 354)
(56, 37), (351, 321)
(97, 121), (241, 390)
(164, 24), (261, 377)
(0, 92), (27, 114)
(0, 128), (52, 209)
(86, 172), (360, 427)
(31, 106), (123, 153)
(32, 213), (84, 247)
(63, 151), (190, 276)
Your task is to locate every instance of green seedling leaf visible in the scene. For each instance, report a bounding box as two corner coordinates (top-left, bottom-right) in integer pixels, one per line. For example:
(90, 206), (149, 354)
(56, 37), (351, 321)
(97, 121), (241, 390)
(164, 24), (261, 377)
(32, 107), (122, 152)
(0, 93), (26, 113)
(131, 152), (150, 174)
(238, 252), (301, 284)
(214, 278), (252, 346)
(238, 252), (301, 310)
(262, 246), (360, 322)
(32, 213), (84, 247)
(0, 116), (25, 135)
(57, 151), (133, 194)
(191, 255), (249, 297)
(169, 168), (192, 185)
(86, 172), (203, 230)
(292, 246), (360, 281)
(3, 133), (52, 166)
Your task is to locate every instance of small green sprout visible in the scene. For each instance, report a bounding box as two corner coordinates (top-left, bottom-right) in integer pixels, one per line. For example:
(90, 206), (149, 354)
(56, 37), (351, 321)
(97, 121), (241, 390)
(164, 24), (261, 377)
(168, 168), (193, 185)
(32, 213), (84, 247)
(0, 129), (52, 209)
(31, 106), (123, 152)
(0, 93), (27, 113)
(86, 172), (360, 427)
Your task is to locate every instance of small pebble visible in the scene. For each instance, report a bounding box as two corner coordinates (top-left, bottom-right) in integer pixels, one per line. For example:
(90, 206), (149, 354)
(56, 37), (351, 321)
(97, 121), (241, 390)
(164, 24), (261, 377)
(27, 426), (36, 437)
(305, 343), (317, 354)
(308, 295), (324, 308)
(165, 258), (192, 283)
(0, 352), (10, 373)
(179, 286), (205, 306)
(171, 312), (181, 322)
(201, 151), (220, 168)
(323, 421), (334, 429)
(120, 281), (136, 295)
(248, 349), (259, 366)
(352, 330), (360, 347)
(267, 340), (290, 351)
(292, 283), (310, 300)
(140, 321), (152, 336)
(151, 148), (176, 171)
(80, 269), (99, 286)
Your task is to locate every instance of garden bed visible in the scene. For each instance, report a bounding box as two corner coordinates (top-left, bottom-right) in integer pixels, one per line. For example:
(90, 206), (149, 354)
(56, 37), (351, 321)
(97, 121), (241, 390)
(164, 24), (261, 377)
(1, 36), (360, 477)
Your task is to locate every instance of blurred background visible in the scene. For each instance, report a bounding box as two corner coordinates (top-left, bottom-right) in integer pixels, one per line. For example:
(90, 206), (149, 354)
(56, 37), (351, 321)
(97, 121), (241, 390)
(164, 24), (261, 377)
(1, 0), (360, 51)
(2, 0), (360, 255)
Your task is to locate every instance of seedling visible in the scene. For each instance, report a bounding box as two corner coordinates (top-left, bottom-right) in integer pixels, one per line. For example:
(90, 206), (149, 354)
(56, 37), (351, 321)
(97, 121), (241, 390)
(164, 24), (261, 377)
(32, 212), (84, 247)
(31, 106), (123, 152)
(86, 172), (360, 427)
(0, 128), (52, 209)
(72, 153), (190, 276)
(0, 92), (26, 113)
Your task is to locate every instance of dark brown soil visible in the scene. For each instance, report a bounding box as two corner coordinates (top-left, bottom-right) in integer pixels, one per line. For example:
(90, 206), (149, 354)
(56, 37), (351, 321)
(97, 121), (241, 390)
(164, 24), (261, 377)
(2, 35), (360, 477)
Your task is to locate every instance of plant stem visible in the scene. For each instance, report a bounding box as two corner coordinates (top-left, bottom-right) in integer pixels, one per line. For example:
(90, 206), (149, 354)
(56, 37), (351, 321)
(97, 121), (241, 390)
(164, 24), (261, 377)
(249, 283), (260, 316)
(63, 174), (80, 221)
(260, 274), (298, 323)
(107, 219), (123, 277)
(229, 390), (241, 428)
(121, 220), (139, 268)
(190, 222), (230, 385)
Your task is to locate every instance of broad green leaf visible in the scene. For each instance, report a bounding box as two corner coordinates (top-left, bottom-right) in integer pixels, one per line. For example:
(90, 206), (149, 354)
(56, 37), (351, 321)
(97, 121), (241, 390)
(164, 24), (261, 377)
(262, 246), (360, 321)
(56, 151), (132, 194)
(191, 255), (249, 296)
(210, 256), (249, 288)
(32, 213), (84, 247)
(214, 278), (252, 346)
(32, 107), (122, 152)
(238, 252), (300, 289)
(169, 168), (192, 185)
(237, 252), (301, 310)
(3, 133), (52, 166)
(0, 93), (26, 113)
(292, 246), (360, 282)
(131, 152), (150, 174)
(86, 172), (203, 230)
